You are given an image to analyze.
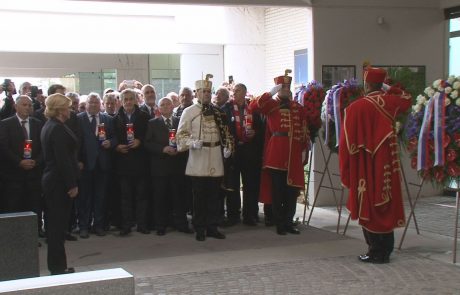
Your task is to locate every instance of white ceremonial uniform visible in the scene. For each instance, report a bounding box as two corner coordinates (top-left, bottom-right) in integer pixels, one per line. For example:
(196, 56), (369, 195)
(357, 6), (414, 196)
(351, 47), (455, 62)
(176, 103), (224, 177)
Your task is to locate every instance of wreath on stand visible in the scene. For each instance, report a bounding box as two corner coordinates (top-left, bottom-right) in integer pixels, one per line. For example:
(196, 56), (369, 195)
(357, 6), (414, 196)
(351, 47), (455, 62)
(404, 75), (460, 185)
(321, 79), (363, 152)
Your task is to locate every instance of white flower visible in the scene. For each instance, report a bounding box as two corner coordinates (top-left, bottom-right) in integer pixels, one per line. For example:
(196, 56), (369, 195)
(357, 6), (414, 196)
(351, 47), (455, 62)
(452, 90), (459, 99)
(456, 98), (460, 106)
(438, 86), (445, 92)
(445, 87), (453, 94)
(447, 76), (455, 85)
(427, 89), (435, 97)
(424, 87), (432, 95)
(416, 95), (426, 105)
(453, 81), (460, 90)
(433, 79), (442, 88)
(445, 97), (451, 106)
(413, 104), (422, 112)
(424, 99), (430, 106)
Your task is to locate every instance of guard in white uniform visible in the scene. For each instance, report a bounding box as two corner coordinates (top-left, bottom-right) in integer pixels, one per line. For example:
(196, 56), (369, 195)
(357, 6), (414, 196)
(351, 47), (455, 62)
(177, 74), (234, 241)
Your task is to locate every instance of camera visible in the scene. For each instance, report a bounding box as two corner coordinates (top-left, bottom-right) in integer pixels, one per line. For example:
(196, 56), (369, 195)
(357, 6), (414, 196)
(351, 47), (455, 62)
(2, 79), (11, 90)
(229, 75), (234, 84)
(30, 86), (42, 98)
(2, 79), (17, 95)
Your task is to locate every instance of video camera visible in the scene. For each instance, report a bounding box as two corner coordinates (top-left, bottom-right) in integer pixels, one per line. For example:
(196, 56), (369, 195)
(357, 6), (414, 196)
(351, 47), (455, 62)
(30, 86), (43, 98)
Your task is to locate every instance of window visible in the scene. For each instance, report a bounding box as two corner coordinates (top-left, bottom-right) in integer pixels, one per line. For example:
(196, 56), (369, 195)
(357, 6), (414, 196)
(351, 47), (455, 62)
(294, 49), (308, 87)
(449, 17), (460, 76)
(446, 6), (460, 76)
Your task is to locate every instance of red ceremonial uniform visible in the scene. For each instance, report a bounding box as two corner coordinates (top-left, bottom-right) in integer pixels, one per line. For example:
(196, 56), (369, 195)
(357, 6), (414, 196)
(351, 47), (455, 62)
(339, 87), (412, 233)
(249, 92), (309, 203)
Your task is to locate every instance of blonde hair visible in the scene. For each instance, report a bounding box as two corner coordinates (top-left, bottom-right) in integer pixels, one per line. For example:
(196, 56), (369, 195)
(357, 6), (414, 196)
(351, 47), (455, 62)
(45, 93), (71, 119)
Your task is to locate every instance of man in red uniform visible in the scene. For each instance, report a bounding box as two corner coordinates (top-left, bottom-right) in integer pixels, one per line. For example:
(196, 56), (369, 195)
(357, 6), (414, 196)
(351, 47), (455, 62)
(339, 67), (412, 263)
(249, 69), (309, 235)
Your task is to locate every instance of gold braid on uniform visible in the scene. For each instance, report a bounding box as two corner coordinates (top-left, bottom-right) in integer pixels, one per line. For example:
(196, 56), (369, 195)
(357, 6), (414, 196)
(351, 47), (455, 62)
(211, 105), (235, 153)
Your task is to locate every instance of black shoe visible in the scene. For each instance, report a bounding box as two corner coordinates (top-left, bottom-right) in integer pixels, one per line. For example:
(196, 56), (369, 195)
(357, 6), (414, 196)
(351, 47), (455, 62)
(94, 228), (106, 237)
(65, 233), (78, 241)
(119, 228), (131, 236)
(243, 219), (257, 226)
(196, 231), (206, 241)
(207, 230), (226, 239)
(137, 227), (151, 235)
(286, 227), (300, 234)
(358, 254), (389, 264)
(51, 267), (75, 275)
(156, 229), (166, 236)
(79, 229), (89, 239)
(276, 226), (287, 235)
(177, 227), (194, 234)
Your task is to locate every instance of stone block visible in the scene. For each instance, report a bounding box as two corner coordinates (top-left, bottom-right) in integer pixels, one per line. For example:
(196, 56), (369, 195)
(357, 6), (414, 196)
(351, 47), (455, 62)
(0, 212), (39, 281)
(0, 268), (134, 295)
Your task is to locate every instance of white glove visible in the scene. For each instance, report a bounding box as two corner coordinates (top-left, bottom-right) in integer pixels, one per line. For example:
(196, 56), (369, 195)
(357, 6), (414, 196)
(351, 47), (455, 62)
(191, 139), (203, 150)
(223, 147), (232, 158)
(382, 83), (390, 91)
(269, 84), (283, 96)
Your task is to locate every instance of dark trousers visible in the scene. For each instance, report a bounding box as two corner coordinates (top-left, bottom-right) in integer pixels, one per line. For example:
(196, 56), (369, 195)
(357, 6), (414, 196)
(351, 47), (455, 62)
(270, 169), (299, 229)
(77, 168), (108, 231)
(3, 178), (42, 231)
(225, 189), (241, 221)
(191, 176), (222, 232)
(119, 175), (148, 230)
(105, 171), (121, 229)
(362, 228), (394, 258)
(44, 183), (72, 273)
(153, 175), (188, 229)
(225, 144), (261, 221)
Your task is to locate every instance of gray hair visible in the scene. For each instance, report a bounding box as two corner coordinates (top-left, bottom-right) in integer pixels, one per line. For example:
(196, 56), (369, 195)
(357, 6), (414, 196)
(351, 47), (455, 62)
(15, 95), (32, 104)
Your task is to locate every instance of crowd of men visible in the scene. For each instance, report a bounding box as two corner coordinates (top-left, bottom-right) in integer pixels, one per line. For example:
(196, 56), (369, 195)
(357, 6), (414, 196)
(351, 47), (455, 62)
(0, 66), (410, 267)
(0, 71), (309, 245)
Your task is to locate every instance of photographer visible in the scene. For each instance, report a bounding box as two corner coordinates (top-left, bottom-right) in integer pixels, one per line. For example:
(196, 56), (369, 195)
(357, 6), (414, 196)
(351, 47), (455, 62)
(19, 82), (42, 111)
(0, 79), (17, 120)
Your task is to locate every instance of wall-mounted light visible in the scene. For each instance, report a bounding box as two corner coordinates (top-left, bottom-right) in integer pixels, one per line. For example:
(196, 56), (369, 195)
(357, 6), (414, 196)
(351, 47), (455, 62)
(377, 16), (385, 25)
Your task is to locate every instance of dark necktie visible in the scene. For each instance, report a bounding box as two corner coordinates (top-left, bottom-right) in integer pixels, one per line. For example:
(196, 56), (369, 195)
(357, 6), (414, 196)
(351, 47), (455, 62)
(165, 118), (172, 129)
(151, 107), (155, 118)
(90, 115), (97, 135)
(21, 120), (28, 140)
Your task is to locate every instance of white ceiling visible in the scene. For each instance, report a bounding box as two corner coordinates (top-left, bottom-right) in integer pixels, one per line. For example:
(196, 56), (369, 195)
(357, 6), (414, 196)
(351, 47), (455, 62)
(72, 0), (445, 9)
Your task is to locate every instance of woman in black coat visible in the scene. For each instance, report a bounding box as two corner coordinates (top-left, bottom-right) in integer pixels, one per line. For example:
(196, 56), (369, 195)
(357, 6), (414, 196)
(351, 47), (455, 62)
(40, 93), (79, 275)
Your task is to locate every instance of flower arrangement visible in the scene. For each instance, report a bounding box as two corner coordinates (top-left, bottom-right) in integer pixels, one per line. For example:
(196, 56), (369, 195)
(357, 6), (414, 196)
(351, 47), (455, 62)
(300, 81), (325, 141)
(321, 79), (363, 152)
(404, 75), (460, 185)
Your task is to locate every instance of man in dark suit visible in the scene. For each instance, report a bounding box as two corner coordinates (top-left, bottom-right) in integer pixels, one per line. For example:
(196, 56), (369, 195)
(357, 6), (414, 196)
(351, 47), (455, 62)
(140, 84), (160, 119)
(145, 97), (192, 236)
(221, 83), (265, 226)
(76, 93), (117, 238)
(102, 92), (122, 230)
(113, 89), (150, 236)
(0, 95), (43, 234)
